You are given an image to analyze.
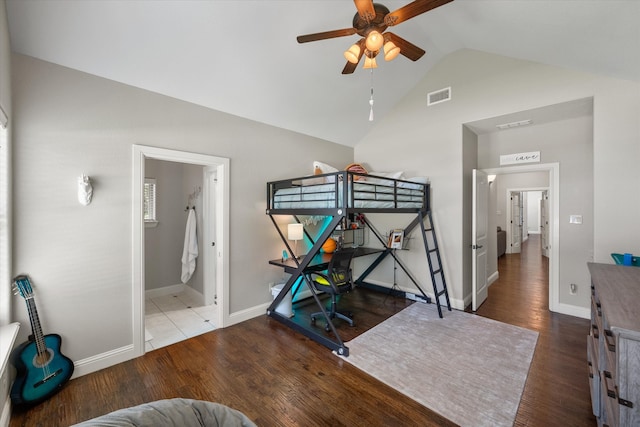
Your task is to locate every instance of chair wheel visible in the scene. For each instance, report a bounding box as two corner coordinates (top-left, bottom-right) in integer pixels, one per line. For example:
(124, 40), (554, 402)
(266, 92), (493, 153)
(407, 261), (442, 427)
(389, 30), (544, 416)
(325, 324), (330, 332)
(310, 316), (316, 325)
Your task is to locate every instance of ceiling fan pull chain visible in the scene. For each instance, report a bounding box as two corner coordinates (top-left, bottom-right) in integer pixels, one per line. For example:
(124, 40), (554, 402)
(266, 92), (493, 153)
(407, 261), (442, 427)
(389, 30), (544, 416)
(369, 69), (374, 121)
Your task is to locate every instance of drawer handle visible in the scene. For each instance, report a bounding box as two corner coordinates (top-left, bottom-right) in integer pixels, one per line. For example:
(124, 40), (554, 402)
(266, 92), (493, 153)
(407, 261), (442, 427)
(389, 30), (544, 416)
(603, 371), (616, 399)
(592, 324), (599, 339)
(603, 371), (635, 408)
(587, 361), (594, 379)
(604, 329), (616, 352)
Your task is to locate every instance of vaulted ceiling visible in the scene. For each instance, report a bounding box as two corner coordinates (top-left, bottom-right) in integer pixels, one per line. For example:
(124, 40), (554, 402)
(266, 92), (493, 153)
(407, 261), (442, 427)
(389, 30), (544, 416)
(6, 1), (640, 147)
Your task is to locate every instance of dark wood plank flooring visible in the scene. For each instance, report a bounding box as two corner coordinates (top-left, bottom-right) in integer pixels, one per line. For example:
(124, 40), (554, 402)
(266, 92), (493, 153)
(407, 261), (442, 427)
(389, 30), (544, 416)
(474, 235), (595, 427)
(10, 235), (594, 426)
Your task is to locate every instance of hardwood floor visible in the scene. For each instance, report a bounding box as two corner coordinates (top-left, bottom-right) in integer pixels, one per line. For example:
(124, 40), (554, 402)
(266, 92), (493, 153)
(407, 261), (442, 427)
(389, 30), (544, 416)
(473, 235), (595, 426)
(10, 236), (594, 426)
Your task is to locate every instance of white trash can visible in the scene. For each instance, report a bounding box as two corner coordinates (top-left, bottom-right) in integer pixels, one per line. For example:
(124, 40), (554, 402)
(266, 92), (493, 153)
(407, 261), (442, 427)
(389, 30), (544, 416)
(271, 283), (293, 317)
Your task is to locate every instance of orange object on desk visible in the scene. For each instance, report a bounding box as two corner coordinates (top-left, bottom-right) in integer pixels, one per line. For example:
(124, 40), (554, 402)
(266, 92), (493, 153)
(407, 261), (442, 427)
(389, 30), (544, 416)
(322, 238), (337, 254)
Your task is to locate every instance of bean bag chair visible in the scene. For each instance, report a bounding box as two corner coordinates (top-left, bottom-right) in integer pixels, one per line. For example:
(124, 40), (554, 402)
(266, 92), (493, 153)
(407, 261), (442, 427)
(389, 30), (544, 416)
(72, 398), (256, 427)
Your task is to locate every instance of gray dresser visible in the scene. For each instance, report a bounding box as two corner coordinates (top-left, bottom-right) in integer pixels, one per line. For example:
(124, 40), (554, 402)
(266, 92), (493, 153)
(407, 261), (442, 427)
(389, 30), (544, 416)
(588, 263), (640, 427)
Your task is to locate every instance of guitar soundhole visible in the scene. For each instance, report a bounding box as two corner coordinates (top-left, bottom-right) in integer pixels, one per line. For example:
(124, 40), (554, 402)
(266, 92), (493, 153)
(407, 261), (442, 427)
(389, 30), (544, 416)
(33, 349), (53, 368)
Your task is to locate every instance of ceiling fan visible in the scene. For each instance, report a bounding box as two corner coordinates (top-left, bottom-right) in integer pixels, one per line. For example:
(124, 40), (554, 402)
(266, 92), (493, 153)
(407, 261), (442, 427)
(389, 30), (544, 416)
(297, 0), (454, 74)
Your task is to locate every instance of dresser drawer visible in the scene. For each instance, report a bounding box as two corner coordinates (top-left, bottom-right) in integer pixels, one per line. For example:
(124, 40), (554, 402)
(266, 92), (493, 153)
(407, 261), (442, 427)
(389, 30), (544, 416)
(588, 334), (601, 417)
(601, 370), (620, 427)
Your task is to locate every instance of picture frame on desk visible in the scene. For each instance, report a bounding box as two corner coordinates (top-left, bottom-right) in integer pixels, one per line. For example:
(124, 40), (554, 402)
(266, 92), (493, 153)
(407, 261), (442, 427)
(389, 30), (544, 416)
(388, 229), (404, 249)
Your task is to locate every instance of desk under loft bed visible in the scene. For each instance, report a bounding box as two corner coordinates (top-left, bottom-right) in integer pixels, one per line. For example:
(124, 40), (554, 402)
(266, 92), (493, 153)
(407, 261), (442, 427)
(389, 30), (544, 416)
(266, 170), (451, 356)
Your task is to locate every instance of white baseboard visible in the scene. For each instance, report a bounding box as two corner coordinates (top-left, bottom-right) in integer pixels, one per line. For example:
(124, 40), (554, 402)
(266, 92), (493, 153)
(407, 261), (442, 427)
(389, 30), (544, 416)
(145, 283), (204, 305)
(145, 283), (185, 299)
(227, 302), (271, 326)
(487, 271), (499, 287)
(553, 302), (590, 319)
(71, 344), (138, 379)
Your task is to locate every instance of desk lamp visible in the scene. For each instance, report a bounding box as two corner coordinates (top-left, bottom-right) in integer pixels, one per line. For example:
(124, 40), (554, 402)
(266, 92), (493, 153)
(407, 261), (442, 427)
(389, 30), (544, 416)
(288, 223), (304, 259)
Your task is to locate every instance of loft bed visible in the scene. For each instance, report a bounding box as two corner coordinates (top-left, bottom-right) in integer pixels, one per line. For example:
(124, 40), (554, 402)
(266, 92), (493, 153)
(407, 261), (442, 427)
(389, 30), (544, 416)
(267, 171), (429, 213)
(266, 170), (450, 356)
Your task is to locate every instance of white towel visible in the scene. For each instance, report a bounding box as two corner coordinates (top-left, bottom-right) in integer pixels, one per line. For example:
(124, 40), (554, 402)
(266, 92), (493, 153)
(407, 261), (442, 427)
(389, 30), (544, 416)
(181, 209), (198, 283)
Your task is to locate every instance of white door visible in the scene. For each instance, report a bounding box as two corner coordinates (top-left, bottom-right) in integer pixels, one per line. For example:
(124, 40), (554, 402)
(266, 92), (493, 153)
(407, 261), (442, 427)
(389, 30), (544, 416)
(540, 190), (549, 258)
(472, 170), (489, 311)
(203, 167), (217, 306)
(510, 192), (522, 254)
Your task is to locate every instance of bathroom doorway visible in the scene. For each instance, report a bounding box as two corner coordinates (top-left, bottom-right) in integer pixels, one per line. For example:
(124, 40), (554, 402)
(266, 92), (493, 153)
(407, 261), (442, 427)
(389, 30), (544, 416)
(133, 145), (229, 356)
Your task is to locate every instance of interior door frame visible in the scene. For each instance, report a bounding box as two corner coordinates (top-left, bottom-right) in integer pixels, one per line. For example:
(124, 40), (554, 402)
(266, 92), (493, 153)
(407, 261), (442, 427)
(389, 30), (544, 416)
(132, 145), (230, 357)
(481, 162), (560, 313)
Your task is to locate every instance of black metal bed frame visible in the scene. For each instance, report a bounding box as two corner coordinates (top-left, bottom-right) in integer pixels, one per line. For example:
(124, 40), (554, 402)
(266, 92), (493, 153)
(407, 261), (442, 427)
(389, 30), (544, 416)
(265, 171), (450, 356)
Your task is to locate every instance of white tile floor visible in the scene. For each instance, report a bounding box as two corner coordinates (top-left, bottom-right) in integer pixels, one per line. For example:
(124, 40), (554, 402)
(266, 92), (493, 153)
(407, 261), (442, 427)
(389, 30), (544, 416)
(144, 290), (217, 352)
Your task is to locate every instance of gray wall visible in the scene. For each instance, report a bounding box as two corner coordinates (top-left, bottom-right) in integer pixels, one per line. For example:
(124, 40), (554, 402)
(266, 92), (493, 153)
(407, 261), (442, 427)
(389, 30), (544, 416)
(144, 159), (205, 294)
(354, 49), (639, 312)
(10, 53), (352, 361)
(0, 0), (12, 326)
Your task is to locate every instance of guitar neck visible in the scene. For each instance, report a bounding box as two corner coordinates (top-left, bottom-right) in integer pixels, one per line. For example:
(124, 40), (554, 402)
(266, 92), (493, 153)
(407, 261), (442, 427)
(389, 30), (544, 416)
(24, 296), (47, 357)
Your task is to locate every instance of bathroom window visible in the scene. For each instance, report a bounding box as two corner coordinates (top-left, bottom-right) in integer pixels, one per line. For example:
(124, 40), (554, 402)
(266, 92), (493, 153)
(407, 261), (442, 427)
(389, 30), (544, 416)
(144, 178), (158, 226)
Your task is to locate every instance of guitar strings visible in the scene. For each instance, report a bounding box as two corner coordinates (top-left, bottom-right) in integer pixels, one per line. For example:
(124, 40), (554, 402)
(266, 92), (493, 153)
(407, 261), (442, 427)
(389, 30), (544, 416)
(25, 294), (52, 379)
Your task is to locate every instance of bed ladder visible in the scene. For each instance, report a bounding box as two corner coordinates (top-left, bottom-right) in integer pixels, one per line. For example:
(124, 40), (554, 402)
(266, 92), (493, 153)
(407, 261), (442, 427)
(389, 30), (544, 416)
(419, 210), (452, 318)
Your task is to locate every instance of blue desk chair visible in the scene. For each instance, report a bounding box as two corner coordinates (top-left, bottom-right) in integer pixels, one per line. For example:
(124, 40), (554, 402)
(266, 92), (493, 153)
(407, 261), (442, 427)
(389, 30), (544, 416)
(309, 248), (356, 331)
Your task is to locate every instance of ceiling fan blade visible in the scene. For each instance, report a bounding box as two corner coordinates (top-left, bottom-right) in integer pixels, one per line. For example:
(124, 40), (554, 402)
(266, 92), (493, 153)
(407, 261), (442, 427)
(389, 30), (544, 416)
(297, 28), (357, 44)
(386, 32), (426, 61)
(353, 0), (376, 20)
(385, 0), (454, 26)
(342, 39), (366, 74)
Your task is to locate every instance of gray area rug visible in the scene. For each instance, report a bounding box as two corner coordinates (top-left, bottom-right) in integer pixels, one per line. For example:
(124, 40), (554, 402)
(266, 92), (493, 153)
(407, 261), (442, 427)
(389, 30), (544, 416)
(339, 303), (538, 427)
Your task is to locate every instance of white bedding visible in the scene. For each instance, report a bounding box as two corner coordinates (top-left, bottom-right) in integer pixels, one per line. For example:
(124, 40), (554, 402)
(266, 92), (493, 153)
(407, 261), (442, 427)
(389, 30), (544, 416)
(272, 179), (426, 210)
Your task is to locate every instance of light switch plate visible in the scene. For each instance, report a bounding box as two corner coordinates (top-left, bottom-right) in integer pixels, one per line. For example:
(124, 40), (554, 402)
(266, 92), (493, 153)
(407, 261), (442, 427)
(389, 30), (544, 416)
(569, 215), (583, 224)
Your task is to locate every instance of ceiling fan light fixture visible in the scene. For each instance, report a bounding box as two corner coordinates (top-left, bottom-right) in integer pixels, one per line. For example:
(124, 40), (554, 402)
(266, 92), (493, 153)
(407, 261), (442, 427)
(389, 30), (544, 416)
(365, 30), (384, 52)
(343, 44), (361, 64)
(363, 55), (377, 69)
(383, 41), (400, 61)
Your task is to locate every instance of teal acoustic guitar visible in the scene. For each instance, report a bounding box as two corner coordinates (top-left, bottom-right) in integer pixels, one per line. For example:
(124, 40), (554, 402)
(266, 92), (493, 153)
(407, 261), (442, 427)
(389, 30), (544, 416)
(11, 275), (74, 407)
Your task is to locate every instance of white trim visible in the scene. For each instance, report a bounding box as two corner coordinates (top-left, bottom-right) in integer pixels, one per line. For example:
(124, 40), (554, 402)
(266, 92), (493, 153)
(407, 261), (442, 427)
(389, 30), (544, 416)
(133, 145), (230, 359)
(71, 344), (136, 379)
(554, 302), (590, 320)
(487, 270), (499, 287)
(227, 302), (272, 326)
(145, 283), (186, 300)
(482, 163), (562, 314)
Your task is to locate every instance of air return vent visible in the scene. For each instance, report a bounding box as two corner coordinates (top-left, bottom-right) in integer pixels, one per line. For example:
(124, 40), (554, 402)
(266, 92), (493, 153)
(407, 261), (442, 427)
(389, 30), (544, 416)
(427, 87), (451, 106)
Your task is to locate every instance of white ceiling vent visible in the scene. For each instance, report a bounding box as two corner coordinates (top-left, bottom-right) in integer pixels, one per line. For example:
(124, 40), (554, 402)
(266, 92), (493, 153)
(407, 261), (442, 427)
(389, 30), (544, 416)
(427, 87), (451, 106)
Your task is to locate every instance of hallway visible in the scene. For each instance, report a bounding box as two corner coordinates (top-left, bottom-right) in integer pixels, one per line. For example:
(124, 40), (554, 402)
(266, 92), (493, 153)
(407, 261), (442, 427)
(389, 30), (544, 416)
(478, 234), (549, 326)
